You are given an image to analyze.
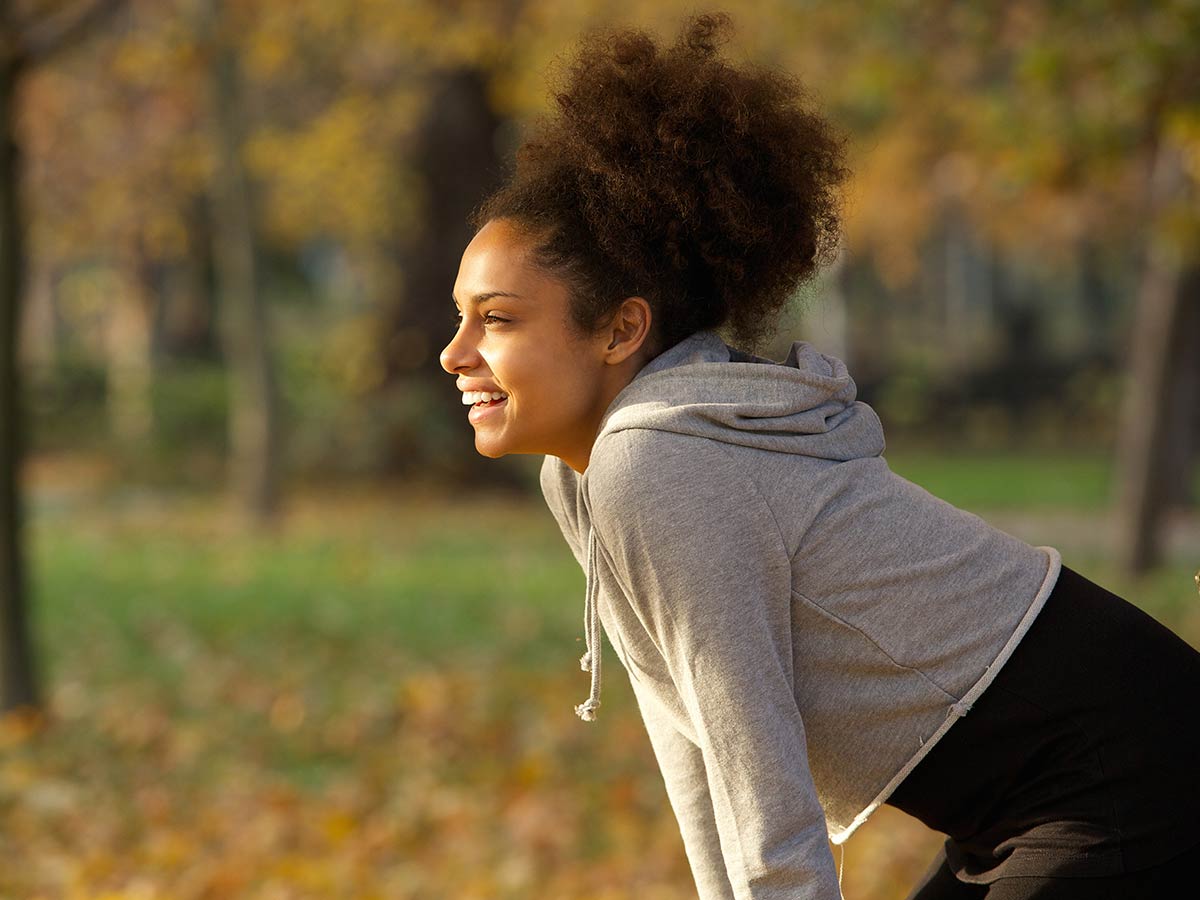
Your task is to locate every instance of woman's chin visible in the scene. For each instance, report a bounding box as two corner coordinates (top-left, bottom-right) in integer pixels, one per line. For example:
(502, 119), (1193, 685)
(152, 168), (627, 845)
(473, 436), (510, 459)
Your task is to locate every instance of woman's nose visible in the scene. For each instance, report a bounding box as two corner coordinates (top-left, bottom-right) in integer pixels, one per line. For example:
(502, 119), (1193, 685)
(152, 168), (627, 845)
(440, 324), (478, 374)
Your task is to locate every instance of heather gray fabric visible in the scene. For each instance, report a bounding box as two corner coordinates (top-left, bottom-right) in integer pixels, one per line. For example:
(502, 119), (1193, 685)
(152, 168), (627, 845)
(539, 329), (1062, 900)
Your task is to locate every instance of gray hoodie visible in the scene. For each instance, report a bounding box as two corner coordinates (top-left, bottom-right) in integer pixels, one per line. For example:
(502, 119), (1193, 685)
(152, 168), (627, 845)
(539, 329), (1061, 899)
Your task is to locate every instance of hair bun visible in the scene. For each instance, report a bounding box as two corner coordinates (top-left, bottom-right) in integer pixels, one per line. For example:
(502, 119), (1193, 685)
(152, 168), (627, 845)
(472, 11), (849, 354)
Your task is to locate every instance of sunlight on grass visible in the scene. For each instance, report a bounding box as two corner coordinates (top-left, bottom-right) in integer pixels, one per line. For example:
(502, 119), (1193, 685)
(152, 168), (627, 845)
(5, 472), (1197, 899)
(883, 448), (1115, 510)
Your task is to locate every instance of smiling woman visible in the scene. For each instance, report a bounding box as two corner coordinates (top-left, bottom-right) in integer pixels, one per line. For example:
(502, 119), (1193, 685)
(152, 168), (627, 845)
(442, 218), (655, 472)
(437, 10), (1200, 900)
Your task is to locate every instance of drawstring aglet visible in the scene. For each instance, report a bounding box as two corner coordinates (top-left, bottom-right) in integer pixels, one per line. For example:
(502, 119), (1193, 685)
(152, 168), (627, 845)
(574, 527), (602, 724)
(574, 698), (600, 721)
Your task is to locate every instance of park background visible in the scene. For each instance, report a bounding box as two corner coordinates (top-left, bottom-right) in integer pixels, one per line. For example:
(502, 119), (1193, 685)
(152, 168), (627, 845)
(1, 0), (1198, 897)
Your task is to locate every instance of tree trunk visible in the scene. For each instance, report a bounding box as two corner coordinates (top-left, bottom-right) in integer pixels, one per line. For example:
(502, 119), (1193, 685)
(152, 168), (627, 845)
(1113, 243), (1190, 571)
(381, 66), (523, 487)
(1115, 140), (1196, 574)
(19, 263), (62, 369)
(1162, 268), (1200, 510)
(942, 204), (972, 372)
(105, 238), (158, 447)
(1078, 240), (1113, 359)
(205, 0), (280, 526)
(0, 47), (39, 716)
(0, 0), (127, 718)
(162, 194), (219, 360)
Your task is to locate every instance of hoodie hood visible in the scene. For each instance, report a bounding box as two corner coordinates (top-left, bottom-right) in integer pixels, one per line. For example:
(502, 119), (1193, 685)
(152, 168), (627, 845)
(596, 328), (886, 459)
(571, 328), (885, 721)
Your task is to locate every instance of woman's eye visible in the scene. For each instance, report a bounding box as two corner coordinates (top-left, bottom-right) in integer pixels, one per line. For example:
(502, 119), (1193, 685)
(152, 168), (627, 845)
(451, 312), (508, 330)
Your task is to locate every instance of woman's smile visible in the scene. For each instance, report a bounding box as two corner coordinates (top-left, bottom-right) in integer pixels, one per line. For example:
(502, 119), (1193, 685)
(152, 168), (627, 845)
(467, 395), (508, 423)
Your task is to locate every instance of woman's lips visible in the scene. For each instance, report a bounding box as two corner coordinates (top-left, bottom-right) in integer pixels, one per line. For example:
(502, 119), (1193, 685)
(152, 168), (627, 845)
(468, 396), (508, 424)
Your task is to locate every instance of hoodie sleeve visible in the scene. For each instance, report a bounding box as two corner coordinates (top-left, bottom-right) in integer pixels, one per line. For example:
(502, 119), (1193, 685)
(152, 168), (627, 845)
(588, 430), (842, 900)
(632, 679), (738, 900)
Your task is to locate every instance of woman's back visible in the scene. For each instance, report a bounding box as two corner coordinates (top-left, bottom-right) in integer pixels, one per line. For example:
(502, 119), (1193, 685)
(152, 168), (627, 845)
(540, 328), (1059, 843)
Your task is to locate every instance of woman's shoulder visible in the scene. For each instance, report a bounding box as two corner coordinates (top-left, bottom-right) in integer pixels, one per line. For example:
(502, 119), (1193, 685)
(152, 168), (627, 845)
(590, 426), (734, 481)
(585, 428), (758, 528)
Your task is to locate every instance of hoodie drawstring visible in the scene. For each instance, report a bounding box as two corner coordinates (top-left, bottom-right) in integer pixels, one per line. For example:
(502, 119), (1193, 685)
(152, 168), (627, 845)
(575, 526), (603, 721)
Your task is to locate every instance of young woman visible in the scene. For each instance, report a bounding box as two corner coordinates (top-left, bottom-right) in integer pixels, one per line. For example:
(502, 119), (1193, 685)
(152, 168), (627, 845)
(440, 13), (1200, 899)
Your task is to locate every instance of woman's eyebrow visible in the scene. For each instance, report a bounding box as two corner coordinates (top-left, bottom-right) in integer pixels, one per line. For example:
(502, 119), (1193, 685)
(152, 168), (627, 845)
(451, 291), (523, 309)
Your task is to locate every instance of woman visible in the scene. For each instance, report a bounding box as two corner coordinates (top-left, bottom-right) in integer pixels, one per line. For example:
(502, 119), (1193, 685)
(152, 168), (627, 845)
(440, 13), (1200, 899)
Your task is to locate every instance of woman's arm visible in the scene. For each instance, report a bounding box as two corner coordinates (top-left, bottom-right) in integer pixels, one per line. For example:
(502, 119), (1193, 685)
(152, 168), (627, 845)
(633, 679), (738, 900)
(588, 429), (842, 900)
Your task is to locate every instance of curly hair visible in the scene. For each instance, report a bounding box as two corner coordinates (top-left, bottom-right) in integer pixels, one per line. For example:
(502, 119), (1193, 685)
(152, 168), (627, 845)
(468, 11), (849, 356)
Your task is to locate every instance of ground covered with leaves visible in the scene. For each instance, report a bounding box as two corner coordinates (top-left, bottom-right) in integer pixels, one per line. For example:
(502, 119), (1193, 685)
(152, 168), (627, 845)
(2, 462), (1196, 899)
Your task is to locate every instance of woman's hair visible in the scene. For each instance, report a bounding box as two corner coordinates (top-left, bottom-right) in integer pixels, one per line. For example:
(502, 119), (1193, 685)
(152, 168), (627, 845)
(469, 11), (849, 356)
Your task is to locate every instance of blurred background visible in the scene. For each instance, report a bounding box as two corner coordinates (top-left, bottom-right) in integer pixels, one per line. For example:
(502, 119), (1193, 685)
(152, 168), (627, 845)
(1, 0), (1198, 897)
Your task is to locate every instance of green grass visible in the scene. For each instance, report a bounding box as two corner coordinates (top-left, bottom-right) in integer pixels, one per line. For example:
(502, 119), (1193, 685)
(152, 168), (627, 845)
(882, 445), (1200, 513)
(28, 468), (1198, 688)
(11, 487), (708, 900)
(8, 465), (1198, 899)
(28, 490), (588, 682)
(883, 448), (1116, 510)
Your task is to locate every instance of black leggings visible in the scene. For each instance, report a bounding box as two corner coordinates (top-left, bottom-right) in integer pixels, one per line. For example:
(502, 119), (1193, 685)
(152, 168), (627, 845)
(907, 838), (1200, 899)
(887, 564), (1200, 899)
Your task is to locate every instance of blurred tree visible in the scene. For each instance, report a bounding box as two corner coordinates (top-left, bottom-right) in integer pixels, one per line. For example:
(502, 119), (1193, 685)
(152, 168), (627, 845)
(374, 0), (715, 485)
(1, 0), (125, 716)
(200, 0), (280, 525)
(381, 64), (516, 485)
(768, 0), (1200, 569)
(161, 194), (219, 360)
(23, 0), (212, 443)
(953, 0), (1200, 572)
(8, 0), (1195, 517)
(1115, 135), (1199, 572)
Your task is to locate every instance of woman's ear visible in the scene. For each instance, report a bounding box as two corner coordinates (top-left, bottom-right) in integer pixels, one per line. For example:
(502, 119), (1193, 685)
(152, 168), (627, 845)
(603, 296), (654, 364)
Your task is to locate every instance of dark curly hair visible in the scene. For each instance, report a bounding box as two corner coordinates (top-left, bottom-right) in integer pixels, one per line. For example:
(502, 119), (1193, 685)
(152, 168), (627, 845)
(468, 10), (849, 356)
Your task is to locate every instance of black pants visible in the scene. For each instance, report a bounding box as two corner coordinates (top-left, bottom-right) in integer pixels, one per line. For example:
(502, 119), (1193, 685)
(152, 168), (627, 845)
(886, 564), (1200, 899)
(905, 839), (1200, 899)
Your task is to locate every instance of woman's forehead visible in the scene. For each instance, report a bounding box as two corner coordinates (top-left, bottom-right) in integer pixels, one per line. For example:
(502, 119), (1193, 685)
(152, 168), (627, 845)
(456, 225), (566, 306)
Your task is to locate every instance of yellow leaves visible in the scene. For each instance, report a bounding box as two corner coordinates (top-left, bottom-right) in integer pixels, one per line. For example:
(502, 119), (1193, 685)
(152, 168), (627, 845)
(0, 493), (974, 900)
(263, 853), (342, 892)
(142, 210), (189, 261)
(111, 34), (183, 89)
(141, 830), (192, 869)
(1159, 111), (1200, 244)
(354, 0), (511, 71)
(842, 126), (936, 289)
(245, 93), (410, 249)
(320, 809), (356, 845)
(0, 704), (48, 747)
(322, 314), (388, 396)
(268, 690), (307, 732)
(834, 806), (943, 900)
(0, 757), (39, 799)
(513, 751), (549, 787)
(1174, 116), (1200, 187)
(244, 31), (290, 81)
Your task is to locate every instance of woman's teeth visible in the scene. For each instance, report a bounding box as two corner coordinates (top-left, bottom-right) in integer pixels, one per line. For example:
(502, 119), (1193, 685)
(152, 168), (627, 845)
(462, 391), (509, 406)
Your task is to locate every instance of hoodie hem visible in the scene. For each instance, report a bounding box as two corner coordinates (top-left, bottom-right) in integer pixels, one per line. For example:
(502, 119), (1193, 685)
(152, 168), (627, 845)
(827, 545), (1064, 845)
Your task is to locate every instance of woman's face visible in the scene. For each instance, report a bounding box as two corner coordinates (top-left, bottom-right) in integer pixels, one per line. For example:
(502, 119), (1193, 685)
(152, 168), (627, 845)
(440, 218), (648, 472)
